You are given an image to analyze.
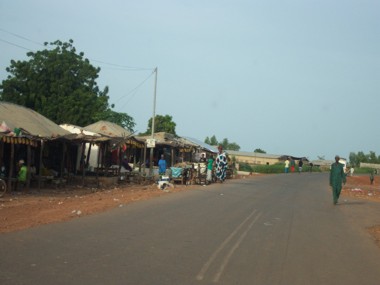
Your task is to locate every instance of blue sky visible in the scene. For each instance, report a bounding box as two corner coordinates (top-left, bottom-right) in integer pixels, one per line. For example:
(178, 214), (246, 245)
(1, 0), (379, 160)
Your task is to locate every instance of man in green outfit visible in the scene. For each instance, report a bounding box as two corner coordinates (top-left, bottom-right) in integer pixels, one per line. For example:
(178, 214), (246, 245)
(329, 155), (346, 205)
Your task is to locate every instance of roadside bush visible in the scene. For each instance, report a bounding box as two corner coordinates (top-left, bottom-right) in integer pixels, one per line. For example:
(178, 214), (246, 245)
(239, 162), (321, 174)
(354, 167), (377, 174)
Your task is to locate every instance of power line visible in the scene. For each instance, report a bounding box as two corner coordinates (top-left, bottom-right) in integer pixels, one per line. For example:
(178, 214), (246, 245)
(113, 70), (155, 108)
(0, 28), (44, 47)
(1, 28), (158, 111)
(0, 28), (154, 71)
(0, 38), (33, 51)
(91, 59), (152, 71)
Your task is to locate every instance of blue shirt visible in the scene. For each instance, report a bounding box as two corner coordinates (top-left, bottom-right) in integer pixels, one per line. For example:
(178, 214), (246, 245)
(158, 158), (167, 174)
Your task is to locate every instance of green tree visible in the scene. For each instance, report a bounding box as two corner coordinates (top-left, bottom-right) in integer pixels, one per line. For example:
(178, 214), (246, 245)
(349, 151), (379, 167)
(204, 135), (240, 150)
(349, 152), (358, 167)
(0, 40), (116, 126)
(98, 107), (136, 132)
(220, 138), (229, 150)
(227, 142), (240, 151)
(253, 148), (266, 153)
(357, 151), (367, 164)
(209, 135), (218, 146)
(145, 114), (176, 135)
(368, 151), (378, 164)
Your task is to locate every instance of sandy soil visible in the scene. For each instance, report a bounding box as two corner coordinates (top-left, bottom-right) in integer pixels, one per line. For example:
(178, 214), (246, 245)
(0, 181), (196, 234)
(341, 175), (380, 247)
(1, 174), (379, 245)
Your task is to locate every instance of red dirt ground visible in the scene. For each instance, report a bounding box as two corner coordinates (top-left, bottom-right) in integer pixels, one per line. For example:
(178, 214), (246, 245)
(1, 174), (379, 244)
(341, 175), (380, 246)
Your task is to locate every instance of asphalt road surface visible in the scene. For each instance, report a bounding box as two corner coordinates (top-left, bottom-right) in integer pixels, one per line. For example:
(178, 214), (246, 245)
(1, 173), (380, 285)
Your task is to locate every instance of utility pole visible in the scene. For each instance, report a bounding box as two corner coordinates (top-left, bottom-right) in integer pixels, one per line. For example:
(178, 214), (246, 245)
(149, 67), (158, 177)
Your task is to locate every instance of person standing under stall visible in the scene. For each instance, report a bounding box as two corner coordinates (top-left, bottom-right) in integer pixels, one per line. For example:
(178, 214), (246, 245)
(206, 155), (214, 184)
(330, 155), (346, 205)
(158, 154), (167, 176)
(17, 159), (27, 190)
(215, 145), (227, 183)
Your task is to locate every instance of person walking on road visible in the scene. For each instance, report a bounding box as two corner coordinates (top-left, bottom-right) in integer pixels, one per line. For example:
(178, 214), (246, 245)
(330, 155), (346, 205)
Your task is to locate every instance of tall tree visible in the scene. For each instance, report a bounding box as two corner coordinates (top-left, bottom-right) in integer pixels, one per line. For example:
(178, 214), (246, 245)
(220, 138), (229, 149)
(349, 151), (379, 167)
(204, 135), (240, 150)
(0, 40), (113, 126)
(254, 148), (266, 153)
(97, 107), (136, 132)
(145, 114), (176, 135)
(227, 142), (240, 151)
(209, 135), (218, 146)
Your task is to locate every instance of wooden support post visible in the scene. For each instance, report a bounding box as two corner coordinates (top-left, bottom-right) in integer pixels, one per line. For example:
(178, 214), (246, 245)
(26, 144), (31, 192)
(7, 143), (14, 191)
(38, 140), (43, 190)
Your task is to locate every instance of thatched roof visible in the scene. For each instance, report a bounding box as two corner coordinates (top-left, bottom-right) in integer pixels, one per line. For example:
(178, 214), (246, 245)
(84, 120), (132, 138)
(0, 102), (69, 139)
(83, 121), (145, 147)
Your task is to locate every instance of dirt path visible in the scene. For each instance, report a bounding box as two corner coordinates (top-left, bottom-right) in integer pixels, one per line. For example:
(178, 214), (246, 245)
(0, 182), (195, 233)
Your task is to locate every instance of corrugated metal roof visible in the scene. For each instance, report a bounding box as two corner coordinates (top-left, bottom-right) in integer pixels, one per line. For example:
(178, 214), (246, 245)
(226, 150), (283, 159)
(0, 102), (69, 138)
(136, 132), (187, 147)
(182, 136), (218, 153)
(84, 120), (132, 138)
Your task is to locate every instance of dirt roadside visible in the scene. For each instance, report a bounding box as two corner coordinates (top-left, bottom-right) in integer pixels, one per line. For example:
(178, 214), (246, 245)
(1, 174), (379, 244)
(340, 175), (380, 247)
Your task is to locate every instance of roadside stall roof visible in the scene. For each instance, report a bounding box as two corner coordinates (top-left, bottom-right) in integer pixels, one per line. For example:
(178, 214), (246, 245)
(181, 136), (218, 153)
(279, 155), (309, 162)
(0, 102), (70, 139)
(227, 150), (283, 159)
(84, 120), (144, 147)
(84, 120), (132, 138)
(59, 123), (110, 143)
(136, 132), (191, 148)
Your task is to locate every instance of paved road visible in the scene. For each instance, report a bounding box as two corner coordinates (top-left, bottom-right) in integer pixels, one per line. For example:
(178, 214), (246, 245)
(1, 173), (380, 285)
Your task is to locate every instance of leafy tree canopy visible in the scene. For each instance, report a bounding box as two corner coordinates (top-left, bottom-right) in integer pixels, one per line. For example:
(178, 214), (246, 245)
(96, 107), (136, 132)
(253, 148), (266, 153)
(349, 151), (380, 167)
(204, 135), (240, 151)
(205, 135), (218, 146)
(143, 114), (176, 135)
(0, 39), (134, 129)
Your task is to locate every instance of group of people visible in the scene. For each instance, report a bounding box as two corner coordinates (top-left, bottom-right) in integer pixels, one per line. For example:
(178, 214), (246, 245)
(284, 157), (304, 173)
(197, 146), (228, 183)
(199, 145), (228, 183)
(157, 145), (229, 184)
